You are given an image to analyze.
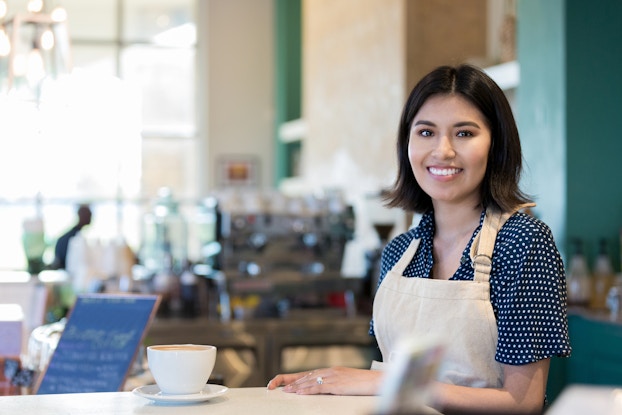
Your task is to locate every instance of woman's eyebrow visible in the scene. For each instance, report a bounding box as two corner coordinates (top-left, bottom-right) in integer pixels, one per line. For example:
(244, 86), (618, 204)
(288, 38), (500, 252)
(413, 120), (481, 128)
(454, 121), (481, 128)
(413, 120), (435, 126)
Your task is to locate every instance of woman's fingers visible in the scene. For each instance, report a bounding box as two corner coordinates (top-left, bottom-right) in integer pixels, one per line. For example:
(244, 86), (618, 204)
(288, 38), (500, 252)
(282, 371), (327, 394)
(276, 367), (382, 396)
(267, 371), (313, 390)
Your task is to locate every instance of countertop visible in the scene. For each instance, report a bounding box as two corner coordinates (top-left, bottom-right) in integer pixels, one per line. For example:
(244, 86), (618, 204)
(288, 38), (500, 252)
(0, 387), (381, 415)
(6, 384), (610, 414)
(546, 385), (622, 415)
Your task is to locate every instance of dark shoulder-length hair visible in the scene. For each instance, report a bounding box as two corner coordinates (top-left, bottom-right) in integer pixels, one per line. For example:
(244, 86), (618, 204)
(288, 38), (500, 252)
(385, 64), (531, 214)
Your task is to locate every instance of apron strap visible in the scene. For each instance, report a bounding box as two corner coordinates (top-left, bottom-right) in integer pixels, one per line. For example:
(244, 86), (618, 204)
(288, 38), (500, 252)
(469, 203), (536, 282)
(392, 237), (421, 275)
(390, 213), (423, 275)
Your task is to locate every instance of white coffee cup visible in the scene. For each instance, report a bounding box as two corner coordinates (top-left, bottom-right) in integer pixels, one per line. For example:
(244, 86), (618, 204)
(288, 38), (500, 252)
(147, 344), (217, 395)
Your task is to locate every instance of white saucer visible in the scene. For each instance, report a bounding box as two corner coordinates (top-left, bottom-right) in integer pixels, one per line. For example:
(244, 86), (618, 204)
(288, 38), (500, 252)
(133, 384), (228, 404)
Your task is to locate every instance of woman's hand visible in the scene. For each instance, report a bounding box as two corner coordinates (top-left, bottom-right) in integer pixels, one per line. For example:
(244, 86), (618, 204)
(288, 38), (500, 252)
(267, 366), (382, 396)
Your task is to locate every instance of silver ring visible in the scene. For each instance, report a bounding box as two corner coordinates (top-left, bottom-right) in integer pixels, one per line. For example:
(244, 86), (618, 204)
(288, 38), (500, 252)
(316, 376), (324, 385)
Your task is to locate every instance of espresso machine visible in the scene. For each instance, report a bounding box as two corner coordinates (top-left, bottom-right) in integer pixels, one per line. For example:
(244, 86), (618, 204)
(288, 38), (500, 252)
(214, 190), (357, 319)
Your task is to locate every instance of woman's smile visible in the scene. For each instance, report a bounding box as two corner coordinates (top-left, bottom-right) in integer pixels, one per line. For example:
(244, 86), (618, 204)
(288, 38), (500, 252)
(428, 166), (463, 177)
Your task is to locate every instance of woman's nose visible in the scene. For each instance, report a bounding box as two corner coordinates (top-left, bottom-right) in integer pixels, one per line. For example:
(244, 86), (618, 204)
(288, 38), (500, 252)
(432, 135), (456, 159)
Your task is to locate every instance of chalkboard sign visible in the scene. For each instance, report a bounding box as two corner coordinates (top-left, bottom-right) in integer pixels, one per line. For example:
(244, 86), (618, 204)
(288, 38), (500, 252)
(35, 293), (160, 394)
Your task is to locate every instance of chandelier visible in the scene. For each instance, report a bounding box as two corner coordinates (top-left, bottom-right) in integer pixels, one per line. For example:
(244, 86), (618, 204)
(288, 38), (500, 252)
(0, 0), (71, 98)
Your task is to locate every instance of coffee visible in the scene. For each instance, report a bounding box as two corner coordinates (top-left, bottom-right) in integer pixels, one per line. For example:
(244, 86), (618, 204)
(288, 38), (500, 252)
(150, 345), (206, 351)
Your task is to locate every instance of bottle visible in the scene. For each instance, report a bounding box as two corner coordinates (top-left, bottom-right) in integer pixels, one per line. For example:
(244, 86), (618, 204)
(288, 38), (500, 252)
(566, 238), (591, 307)
(591, 238), (614, 310)
(140, 187), (188, 276)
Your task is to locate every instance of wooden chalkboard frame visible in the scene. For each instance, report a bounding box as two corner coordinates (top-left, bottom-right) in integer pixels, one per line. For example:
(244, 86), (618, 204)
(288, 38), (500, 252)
(34, 293), (160, 394)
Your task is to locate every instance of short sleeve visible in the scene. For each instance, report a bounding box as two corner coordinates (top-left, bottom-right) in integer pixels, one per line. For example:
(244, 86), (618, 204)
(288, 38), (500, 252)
(491, 213), (571, 364)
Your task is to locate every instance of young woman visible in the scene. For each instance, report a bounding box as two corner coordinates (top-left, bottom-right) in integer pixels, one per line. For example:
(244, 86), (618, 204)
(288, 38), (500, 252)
(267, 64), (571, 414)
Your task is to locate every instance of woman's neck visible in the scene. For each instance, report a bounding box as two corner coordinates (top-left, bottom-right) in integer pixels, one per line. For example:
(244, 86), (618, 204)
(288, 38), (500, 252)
(432, 202), (482, 241)
(430, 203), (483, 280)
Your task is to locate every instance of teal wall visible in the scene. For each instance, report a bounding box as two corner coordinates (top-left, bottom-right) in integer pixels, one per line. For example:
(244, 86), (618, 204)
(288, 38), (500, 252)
(274, 0), (302, 186)
(516, 0), (566, 257)
(565, 0), (622, 269)
(518, 0), (622, 269)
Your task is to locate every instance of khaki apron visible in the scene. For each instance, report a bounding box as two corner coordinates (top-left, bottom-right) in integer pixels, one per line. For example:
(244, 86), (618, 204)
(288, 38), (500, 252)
(372, 208), (521, 388)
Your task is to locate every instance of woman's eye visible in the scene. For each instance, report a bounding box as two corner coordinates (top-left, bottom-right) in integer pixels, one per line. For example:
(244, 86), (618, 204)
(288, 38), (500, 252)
(418, 129), (433, 137)
(456, 130), (473, 137)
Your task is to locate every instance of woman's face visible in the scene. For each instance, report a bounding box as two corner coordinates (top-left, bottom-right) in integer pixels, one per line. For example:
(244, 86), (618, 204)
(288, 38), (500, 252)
(408, 94), (491, 209)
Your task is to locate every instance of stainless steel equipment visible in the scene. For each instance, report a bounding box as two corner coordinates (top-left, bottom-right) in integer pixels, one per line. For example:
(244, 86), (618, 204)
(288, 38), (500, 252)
(214, 190), (357, 318)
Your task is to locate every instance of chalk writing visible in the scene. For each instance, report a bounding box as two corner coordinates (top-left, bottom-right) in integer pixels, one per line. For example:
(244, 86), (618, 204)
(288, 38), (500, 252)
(36, 294), (159, 394)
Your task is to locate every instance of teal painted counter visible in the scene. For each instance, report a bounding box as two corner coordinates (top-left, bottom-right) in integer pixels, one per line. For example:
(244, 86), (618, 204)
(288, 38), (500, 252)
(548, 310), (622, 404)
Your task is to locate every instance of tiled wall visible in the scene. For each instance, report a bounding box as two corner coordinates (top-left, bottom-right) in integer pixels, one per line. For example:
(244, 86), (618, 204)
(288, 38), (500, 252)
(302, 0), (405, 197)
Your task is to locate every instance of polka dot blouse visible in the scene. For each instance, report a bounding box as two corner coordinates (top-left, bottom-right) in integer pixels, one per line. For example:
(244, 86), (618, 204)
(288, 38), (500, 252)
(370, 209), (572, 365)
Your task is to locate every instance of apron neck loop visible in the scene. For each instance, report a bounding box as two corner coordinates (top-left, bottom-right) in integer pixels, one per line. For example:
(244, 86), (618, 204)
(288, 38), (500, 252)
(470, 203), (536, 282)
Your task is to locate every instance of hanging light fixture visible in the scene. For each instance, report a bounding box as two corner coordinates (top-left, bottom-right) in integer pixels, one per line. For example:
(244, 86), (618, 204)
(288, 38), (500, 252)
(0, 0), (71, 97)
